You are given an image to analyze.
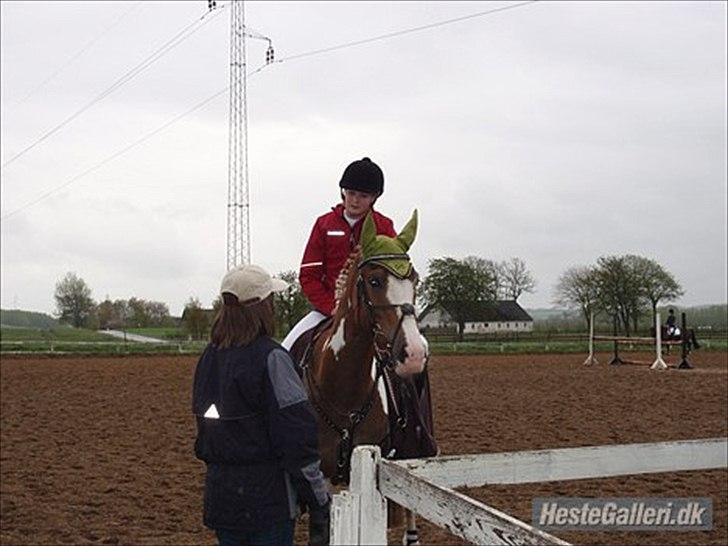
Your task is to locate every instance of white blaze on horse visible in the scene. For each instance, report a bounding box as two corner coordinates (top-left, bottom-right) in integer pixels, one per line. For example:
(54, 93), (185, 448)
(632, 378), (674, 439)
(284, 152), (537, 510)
(297, 210), (434, 545)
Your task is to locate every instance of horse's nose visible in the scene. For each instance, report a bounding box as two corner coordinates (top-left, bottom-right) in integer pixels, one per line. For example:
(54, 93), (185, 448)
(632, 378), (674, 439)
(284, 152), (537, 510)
(396, 340), (427, 377)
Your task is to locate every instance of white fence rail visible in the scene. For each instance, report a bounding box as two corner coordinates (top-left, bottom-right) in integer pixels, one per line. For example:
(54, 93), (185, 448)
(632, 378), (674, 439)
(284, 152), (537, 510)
(332, 438), (728, 545)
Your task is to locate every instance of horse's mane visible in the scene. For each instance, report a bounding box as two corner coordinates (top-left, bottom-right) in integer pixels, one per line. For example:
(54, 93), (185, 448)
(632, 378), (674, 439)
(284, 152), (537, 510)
(332, 247), (362, 319)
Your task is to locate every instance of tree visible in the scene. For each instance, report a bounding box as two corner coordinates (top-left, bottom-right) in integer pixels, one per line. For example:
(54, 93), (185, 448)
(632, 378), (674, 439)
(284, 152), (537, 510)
(273, 270), (310, 338)
(96, 298), (117, 329)
(595, 255), (638, 335)
(500, 257), (536, 301)
(421, 257), (496, 341)
(553, 266), (600, 327)
(182, 297), (210, 340)
(463, 257), (501, 298)
(635, 258), (684, 326)
(54, 272), (95, 328)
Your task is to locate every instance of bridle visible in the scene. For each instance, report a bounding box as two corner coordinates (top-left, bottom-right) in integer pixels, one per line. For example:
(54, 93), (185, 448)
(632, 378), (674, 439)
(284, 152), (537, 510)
(357, 253), (418, 372)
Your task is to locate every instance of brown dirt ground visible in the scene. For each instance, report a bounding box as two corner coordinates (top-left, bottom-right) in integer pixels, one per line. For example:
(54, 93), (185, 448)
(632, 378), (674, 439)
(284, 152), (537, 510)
(1, 350), (726, 546)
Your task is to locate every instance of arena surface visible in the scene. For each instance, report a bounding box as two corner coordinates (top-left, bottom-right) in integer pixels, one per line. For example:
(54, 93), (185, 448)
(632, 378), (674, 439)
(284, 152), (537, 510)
(1, 351), (726, 546)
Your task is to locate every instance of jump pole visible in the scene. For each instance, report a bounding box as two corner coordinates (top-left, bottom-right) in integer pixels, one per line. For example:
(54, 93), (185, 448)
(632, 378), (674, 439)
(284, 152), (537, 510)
(583, 311), (598, 366)
(650, 312), (668, 370)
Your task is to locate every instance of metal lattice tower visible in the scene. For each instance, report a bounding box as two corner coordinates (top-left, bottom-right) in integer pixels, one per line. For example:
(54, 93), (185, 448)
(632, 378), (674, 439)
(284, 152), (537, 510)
(226, 0), (250, 269)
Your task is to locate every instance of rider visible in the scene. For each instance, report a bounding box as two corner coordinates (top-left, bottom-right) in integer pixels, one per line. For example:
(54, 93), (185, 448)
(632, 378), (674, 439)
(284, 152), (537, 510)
(666, 308), (678, 336)
(282, 157), (397, 350)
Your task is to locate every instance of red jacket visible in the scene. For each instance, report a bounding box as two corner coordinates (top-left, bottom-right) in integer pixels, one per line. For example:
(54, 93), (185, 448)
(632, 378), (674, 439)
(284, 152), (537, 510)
(299, 204), (396, 315)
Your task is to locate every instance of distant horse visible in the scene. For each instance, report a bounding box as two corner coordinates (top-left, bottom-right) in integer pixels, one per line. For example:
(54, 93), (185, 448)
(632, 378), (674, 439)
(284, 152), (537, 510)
(651, 325), (701, 354)
(294, 210), (436, 546)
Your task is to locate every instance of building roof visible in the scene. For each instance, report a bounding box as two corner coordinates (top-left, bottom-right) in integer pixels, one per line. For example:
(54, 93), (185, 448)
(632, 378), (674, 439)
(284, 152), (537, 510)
(419, 300), (533, 323)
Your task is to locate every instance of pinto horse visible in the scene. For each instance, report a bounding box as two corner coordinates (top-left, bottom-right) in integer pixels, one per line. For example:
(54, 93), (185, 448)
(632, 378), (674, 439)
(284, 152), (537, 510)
(297, 210), (434, 545)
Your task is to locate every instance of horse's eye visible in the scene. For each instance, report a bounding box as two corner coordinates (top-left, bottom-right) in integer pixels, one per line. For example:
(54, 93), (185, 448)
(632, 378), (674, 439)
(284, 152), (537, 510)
(369, 278), (382, 288)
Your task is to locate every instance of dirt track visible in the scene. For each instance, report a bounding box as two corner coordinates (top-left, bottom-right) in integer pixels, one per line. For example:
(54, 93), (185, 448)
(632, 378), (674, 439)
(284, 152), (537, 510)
(1, 351), (726, 546)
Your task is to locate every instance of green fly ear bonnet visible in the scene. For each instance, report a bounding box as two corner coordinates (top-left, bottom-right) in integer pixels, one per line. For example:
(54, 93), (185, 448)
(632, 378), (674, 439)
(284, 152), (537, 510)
(359, 210), (418, 278)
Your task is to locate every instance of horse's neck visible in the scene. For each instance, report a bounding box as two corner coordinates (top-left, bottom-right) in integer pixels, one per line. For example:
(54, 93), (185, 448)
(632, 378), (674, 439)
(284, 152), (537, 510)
(316, 308), (376, 400)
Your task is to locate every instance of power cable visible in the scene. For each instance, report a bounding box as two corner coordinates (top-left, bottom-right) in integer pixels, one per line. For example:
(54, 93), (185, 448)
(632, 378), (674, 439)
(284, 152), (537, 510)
(0, 64), (269, 222)
(276, 0), (538, 64)
(1, 3), (227, 170)
(14, 1), (145, 105)
(1, 1), (539, 220)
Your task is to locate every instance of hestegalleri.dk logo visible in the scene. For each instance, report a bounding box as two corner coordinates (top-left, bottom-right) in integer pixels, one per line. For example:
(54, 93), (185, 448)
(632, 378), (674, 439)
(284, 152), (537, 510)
(532, 497), (713, 531)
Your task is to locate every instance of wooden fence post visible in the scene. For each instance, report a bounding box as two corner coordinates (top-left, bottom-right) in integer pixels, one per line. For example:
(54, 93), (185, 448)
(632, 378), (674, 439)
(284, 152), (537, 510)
(350, 446), (387, 545)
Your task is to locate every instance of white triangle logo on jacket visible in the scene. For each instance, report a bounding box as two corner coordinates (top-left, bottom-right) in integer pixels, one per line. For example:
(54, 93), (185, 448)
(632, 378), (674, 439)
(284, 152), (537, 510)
(204, 403), (220, 419)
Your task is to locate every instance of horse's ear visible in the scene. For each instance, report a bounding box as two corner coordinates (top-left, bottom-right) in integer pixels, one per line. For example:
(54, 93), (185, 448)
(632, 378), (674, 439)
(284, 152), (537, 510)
(360, 212), (377, 253)
(396, 209), (418, 251)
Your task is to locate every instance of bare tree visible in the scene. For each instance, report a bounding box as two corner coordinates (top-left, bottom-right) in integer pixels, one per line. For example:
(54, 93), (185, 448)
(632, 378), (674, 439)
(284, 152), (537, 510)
(634, 257), (684, 326)
(500, 257), (536, 301)
(553, 266), (600, 327)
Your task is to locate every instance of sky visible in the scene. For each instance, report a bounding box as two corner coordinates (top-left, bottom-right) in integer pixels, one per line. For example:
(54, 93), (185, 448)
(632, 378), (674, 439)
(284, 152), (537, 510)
(1, 0), (726, 317)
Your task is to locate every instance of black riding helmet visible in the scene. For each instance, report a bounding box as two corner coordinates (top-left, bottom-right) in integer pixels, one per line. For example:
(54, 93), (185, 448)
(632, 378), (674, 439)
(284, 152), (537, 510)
(339, 157), (384, 196)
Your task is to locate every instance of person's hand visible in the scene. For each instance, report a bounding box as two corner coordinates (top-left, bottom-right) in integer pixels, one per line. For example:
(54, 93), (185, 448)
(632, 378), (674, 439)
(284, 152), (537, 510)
(308, 500), (331, 546)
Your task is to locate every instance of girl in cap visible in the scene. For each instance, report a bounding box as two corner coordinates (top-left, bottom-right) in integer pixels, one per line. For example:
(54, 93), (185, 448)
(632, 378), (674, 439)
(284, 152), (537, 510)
(282, 157), (396, 350)
(192, 264), (330, 546)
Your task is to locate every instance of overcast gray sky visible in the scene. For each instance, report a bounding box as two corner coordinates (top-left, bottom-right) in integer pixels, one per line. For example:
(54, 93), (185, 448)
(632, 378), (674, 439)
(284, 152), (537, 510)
(1, 0), (726, 317)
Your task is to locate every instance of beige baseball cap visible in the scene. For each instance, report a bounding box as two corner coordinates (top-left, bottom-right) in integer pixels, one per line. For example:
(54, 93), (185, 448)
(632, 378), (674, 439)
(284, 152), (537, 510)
(220, 264), (289, 304)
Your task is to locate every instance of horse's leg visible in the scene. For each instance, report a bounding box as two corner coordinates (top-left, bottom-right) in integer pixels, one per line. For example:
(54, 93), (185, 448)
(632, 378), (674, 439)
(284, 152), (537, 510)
(402, 510), (420, 546)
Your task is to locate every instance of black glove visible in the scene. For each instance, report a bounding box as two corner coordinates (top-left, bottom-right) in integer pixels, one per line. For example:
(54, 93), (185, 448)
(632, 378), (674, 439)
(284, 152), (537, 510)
(308, 500), (331, 546)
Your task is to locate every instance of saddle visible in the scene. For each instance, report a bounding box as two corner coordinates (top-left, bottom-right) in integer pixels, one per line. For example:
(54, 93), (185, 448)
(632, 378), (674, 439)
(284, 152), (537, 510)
(288, 317), (334, 378)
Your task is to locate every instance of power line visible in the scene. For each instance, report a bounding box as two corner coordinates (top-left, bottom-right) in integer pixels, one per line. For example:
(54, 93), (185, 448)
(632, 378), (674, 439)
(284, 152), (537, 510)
(0, 63), (270, 222)
(276, 0), (538, 64)
(1, 1), (539, 220)
(1, 86), (230, 221)
(1, 3), (227, 170)
(14, 1), (145, 105)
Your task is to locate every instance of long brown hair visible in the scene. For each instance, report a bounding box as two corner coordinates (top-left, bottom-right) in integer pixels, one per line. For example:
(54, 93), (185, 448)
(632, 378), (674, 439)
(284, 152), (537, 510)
(210, 293), (275, 349)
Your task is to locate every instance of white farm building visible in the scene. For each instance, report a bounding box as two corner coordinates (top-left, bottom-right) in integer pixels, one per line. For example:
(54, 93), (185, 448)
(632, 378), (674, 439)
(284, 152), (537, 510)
(418, 300), (534, 333)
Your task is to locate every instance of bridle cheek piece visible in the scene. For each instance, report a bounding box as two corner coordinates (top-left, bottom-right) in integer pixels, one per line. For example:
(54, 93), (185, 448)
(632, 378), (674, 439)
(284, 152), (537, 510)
(357, 254), (417, 372)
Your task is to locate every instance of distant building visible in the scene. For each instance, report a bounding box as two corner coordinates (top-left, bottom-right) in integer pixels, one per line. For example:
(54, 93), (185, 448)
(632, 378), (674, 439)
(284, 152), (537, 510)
(419, 300), (534, 333)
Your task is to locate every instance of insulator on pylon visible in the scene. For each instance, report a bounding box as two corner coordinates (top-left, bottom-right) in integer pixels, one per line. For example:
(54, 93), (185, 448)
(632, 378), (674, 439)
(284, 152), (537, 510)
(266, 45), (274, 64)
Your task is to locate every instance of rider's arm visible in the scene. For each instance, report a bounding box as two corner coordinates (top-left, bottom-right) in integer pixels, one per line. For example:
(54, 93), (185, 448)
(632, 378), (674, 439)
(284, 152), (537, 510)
(299, 219), (335, 315)
(380, 215), (397, 238)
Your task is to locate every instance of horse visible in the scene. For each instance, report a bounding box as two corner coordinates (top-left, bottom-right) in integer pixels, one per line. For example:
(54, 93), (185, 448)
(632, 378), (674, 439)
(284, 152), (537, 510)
(295, 210), (436, 546)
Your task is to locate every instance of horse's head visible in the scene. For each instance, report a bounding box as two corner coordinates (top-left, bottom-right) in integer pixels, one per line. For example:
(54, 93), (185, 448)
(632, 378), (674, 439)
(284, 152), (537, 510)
(357, 210), (427, 378)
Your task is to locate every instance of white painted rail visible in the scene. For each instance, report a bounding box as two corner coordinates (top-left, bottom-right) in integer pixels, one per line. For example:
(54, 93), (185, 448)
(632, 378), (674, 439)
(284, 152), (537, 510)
(393, 437), (728, 489)
(331, 438), (728, 545)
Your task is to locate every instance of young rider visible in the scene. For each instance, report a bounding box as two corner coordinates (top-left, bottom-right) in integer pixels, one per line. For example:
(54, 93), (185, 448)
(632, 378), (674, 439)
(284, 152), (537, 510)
(282, 157), (396, 350)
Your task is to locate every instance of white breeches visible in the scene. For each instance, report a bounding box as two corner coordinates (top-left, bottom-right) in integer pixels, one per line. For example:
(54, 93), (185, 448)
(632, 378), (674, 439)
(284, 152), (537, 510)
(281, 310), (328, 351)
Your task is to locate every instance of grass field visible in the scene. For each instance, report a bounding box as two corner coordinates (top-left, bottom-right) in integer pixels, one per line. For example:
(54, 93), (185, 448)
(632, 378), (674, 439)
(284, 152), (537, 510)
(2, 327), (725, 356)
(0, 327), (117, 342)
(126, 327), (188, 340)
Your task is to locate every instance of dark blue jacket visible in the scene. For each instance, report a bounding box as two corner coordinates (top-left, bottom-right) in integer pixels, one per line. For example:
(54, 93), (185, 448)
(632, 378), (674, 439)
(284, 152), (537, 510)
(192, 336), (328, 530)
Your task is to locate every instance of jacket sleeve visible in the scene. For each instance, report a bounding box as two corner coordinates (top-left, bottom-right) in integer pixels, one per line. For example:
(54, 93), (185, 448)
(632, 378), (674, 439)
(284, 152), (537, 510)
(380, 215), (397, 237)
(263, 348), (330, 510)
(299, 219), (335, 315)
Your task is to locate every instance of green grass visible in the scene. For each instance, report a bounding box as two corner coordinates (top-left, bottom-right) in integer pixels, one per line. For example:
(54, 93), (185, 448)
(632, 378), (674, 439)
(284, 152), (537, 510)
(126, 327), (187, 340)
(2, 327), (725, 356)
(429, 340), (728, 356)
(0, 327), (118, 342)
